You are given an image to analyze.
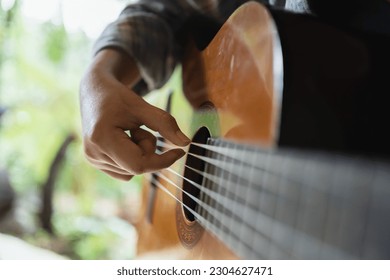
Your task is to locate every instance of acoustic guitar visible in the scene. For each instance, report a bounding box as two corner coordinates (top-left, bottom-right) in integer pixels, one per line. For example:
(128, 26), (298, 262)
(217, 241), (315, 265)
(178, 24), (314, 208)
(133, 1), (390, 259)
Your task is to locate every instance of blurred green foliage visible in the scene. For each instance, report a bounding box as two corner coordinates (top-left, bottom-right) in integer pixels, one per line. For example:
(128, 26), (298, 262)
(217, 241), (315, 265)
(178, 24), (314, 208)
(42, 22), (67, 64)
(0, 0), (139, 259)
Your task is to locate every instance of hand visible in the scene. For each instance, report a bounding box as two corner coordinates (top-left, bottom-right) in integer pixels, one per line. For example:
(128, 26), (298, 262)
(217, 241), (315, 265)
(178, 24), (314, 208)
(79, 49), (190, 181)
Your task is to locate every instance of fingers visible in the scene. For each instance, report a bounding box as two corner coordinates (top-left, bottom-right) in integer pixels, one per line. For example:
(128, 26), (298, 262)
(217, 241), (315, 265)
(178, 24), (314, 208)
(85, 154), (133, 181)
(137, 103), (191, 147)
(86, 154), (132, 176)
(142, 149), (186, 173)
(84, 145), (135, 180)
(84, 123), (187, 180)
(100, 169), (134, 181)
(106, 128), (186, 175)
(130, 127), (156, 154)
(80, 64), (190, 180)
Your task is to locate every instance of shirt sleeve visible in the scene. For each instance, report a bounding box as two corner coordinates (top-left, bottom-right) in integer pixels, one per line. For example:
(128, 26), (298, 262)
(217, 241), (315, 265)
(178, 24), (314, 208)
(93, 0), (289, 94)
(93, 0), (191, 93)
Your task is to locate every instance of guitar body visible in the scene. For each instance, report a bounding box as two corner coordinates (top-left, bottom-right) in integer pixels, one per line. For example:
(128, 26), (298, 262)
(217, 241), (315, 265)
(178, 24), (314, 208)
(132, 2), (390, 259)
(135, 2), (282, 259)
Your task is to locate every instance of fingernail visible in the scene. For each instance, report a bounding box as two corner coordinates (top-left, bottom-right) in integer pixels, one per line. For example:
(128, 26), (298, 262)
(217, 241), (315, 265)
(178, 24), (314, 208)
(177, 149), (186, 158)
(176, 131), (191, 145)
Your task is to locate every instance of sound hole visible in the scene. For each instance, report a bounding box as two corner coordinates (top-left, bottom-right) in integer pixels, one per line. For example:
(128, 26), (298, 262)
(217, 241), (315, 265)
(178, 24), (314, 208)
(182, 126), (210, 222)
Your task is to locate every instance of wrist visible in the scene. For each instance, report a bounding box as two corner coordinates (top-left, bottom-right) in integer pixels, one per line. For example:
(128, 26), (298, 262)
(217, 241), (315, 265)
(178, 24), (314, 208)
(91, 48), (140, 87)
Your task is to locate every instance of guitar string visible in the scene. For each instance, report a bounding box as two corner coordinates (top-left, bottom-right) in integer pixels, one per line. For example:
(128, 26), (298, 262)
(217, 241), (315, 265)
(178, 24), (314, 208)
(156, 139), (383, 204)
(187, 149), (386, 207)
(158, 137), (302, 213)
(152, 138), (388, 258)
(163, 157), (305, 246)
(157, 147), (362, 215)
(155, 157), (326, 257)
(156, 138), (306, 185)
(157, 141), (337, 206)
(157, 136), (383, 179)
(156, 138), (271, 167)
(156, 138), (284, 188)
(150, 177), (273, 259)
(156, 145), (279, 211)
(157, 138), (338, 185)
(158, 167), (292, 257)
(146, 171), (284, 258)
(144, 169), (352, 259)
(217, 140), (234, 248)
(226, 141), (252, 250)
(180, 163), (266, 211)
(156, 171), (272, 257)
(238, 143), (260, 254)
(162, 166), (280, 256)
(160, 168), (268, 241)
(155, 142), (380, 257)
